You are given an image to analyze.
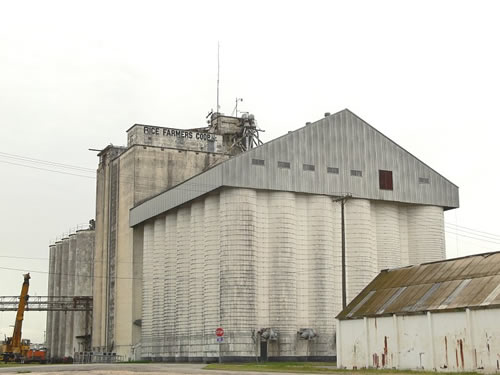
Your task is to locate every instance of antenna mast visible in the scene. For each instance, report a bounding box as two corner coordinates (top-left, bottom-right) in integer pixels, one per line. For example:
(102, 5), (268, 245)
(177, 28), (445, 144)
(217, 41), (220, 113)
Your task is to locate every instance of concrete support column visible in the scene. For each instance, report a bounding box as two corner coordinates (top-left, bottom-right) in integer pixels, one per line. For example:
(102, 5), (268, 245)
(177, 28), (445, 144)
(58, 238), (69, 358)
(152, 217), (165, 357)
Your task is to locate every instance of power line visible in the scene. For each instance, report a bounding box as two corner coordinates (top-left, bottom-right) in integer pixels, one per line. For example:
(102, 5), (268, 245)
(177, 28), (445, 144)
(0, 151), (95, 172)
(0, 160), (95, 179)
(445, 222), (500, 239)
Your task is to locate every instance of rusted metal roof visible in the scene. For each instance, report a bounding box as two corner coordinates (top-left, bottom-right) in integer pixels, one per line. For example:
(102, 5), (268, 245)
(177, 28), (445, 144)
(337, 251), (500, 320)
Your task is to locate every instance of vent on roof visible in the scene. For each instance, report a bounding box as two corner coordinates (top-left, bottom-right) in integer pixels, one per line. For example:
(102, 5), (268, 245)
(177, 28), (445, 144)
(327, 167), (339, 174)
(303, 164), (315, 171)
(252, 158), (265, 166)
(351, 169), (362, 177)
(419, 177), (430, 184)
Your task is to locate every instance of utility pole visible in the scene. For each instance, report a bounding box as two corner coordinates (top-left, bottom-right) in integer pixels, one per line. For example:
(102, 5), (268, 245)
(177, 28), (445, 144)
(333, 194), (352, 309)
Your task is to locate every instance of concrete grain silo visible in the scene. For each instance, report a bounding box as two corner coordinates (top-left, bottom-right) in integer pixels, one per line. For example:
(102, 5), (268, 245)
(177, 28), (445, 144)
(129, 109), (459, 361)
(46, 227), (94, 360)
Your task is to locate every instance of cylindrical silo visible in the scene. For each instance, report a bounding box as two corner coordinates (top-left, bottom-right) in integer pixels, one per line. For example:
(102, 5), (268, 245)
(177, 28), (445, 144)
(307, 195), (336, 358)
(141, 222), (154, 358)
(220, 188), (257, 358)
(175, 206), (191, 359)
(202, 194), (220, 359)
(152, 217), (165, 357)
(58, 238), (69, 358)
(74, 229), (94, 352)
(46, 244), (56, 356)
(189, 201), (204, 359)
(51, 241), (62, 359)
(164, 212), (177, 358)
(374, 202), (402, 270)
(345, 199), (377, 303)
(64, 234), (76, 357)
(407, 205), (445, 264)
(268, 191), (296, 358)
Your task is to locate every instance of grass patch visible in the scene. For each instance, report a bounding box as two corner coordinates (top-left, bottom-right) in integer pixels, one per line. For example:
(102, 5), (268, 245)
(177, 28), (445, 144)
(0, 363), (37, 368)
(204, 362), (481, 375)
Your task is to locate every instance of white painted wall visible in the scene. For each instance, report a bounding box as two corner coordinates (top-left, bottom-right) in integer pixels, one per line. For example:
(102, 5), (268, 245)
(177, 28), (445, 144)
(337, 308), (500, 372)
(140, 188), (446, 360)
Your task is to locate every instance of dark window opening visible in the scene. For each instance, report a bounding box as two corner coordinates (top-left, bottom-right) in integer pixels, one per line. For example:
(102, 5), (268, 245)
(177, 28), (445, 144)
(278, 161), (290, 169)
(379, 170), (393, 190)
(419, 177), (430, 184)
(303, 164), (315, 171)
(327, 167), (339, 174)
(252, 158), (265, 166)
(350, 169), (362, 177)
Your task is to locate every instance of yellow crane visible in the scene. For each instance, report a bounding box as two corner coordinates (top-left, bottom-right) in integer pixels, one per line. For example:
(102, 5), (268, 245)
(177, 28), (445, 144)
(1, 273), (31, 362)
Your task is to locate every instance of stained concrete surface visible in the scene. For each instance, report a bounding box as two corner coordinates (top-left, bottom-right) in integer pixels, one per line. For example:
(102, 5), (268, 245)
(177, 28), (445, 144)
(0, 363), (303, 375)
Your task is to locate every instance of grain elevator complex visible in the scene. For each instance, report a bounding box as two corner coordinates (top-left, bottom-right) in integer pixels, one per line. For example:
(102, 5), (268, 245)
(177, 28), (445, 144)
(46, 109), (459, 363)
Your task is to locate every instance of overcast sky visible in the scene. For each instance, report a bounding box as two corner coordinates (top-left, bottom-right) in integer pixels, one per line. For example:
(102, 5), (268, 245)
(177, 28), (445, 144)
(1, 0), (499, 344)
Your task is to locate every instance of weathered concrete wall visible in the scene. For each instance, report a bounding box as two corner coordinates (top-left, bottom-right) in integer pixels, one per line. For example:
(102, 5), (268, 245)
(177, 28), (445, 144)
(93, 143), (234, 358)
(139, 189), (446, 361)
(337, 308), (500, 372)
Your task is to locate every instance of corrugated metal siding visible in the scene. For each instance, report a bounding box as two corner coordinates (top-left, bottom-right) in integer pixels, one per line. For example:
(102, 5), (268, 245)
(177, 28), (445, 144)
(130, 109), (459, 227)
(337, 251), (500, 319)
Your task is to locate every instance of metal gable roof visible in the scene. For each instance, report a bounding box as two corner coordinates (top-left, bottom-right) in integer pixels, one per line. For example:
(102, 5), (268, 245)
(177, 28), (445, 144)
(337, 251), (500, 320)
(130, 109), (459, 227)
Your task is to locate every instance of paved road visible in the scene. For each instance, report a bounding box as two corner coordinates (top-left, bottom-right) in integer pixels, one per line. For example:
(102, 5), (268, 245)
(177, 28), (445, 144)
(0, 363), (307, 375)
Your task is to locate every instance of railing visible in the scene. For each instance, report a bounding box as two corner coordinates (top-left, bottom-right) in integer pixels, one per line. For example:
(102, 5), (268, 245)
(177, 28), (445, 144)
(0, 296), (92, 311)
(73, 352), (125, 364)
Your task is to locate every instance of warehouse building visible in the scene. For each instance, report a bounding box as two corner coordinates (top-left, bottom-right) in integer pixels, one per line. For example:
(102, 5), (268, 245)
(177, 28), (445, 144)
(129, 109), (459, 361)
(336, 251), (500, 372)
(46, 227), (94, 359)
(92, 113), (260, 357)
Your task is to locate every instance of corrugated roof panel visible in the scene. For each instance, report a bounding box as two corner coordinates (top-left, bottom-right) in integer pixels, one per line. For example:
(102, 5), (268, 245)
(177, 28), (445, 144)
(130, 109), (459, 227)
(337, 254), (500, 320)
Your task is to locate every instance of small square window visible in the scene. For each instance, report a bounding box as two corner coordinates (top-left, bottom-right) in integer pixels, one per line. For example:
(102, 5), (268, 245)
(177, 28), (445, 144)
(379, 170), (393, 190)
(252, 158), (265, 166)
(303, 164), (315, 171)
(419, 177), (430, 184)
(327, 167), (339, 174)
(277, 161), (290, 169)
(350, 169), (362, 177)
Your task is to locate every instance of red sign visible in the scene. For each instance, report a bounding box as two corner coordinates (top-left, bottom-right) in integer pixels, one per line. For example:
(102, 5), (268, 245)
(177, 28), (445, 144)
(215, 327), (224, 337)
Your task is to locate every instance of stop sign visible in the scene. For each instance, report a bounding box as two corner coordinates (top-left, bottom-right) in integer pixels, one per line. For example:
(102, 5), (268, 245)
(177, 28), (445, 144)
(215, 327), (224, 337)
